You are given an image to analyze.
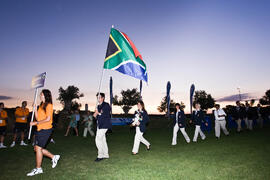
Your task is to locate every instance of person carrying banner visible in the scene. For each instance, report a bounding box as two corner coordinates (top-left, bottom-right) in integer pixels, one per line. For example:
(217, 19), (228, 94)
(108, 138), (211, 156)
(0, 102), (8, 148)
(27, 89), (60, 176)
(131, 100), (151, 155)
(171, 103), (190, 145)
(10, 101), (29, 147)
(190, 102), (208, 142)
(93, 93), (112, 162)
(214, 104), (229, 139)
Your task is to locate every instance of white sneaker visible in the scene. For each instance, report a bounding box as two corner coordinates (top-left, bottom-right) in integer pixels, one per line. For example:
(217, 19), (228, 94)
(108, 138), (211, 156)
(20, 141), (28, 146)
(10, 142), (15, 147)
(26, 168), (43, 176)
(202, 137), (206, 140)
(52, 155), (60, 168)
(50, 139), (55, 144)
(0, 144), (7, 148)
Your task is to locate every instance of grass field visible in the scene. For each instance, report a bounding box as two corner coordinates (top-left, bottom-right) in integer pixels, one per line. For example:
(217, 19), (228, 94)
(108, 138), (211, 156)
(1, 118), (270, 180)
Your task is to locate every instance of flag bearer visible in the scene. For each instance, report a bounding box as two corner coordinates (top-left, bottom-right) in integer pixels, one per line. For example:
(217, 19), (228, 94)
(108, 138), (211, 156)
(27, 89), (60, 176)
(93, 93), (112, 162)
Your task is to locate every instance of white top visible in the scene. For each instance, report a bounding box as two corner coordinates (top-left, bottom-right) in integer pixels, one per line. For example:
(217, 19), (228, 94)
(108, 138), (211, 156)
(214, 108), (226, 121)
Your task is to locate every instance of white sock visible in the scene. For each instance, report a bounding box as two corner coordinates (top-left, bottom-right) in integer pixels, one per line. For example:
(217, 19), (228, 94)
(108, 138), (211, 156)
(37, 167), (42, 170)
(0, 143), (3, 146)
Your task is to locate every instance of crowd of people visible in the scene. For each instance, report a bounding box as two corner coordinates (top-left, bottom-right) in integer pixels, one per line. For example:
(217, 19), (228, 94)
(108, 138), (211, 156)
(171, 100), (270, 146)
(0, 90), (269, 177)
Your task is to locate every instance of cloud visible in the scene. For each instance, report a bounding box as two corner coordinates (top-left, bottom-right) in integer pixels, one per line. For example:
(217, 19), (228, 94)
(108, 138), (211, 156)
(216, 93), (258, 102)
(0, 95), (13, 100)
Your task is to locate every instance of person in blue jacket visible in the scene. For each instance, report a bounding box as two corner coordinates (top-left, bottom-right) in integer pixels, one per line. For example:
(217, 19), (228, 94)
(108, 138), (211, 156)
(131, 100), (150, 155)
(171, 103), (190, 145)
(93, 92), (112, 162)
(190, 102), (208, 142)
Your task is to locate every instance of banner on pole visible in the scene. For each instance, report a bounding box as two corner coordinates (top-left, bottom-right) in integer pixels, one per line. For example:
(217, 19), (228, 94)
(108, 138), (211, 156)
(31, 72), (46, 89)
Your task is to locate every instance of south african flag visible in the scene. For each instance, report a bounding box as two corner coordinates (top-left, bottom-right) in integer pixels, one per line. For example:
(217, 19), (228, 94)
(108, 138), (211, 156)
(104, 28), (148, 82)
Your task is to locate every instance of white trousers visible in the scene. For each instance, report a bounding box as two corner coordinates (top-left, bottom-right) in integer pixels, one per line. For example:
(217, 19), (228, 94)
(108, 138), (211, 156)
(83, 127), (95, 137)
(193, 125), (206, 142)
(172, 124), (190, 145)
(257, 116), (263, 128)
(245, 118), (253, 130)
(236, 119), (242, 132)
(215, 120), (229, 138)
(95, 128), (109, 158)
(132, 127), (150, 154)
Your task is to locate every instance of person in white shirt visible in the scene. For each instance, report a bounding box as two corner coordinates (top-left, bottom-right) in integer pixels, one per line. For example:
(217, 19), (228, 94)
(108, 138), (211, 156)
(214, 104), (229, 139)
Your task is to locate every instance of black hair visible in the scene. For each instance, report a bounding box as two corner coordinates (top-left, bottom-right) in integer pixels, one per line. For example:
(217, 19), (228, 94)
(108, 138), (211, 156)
(215, 104), (220, 108)
(0, 102), (4, 107)
(96, 92), (105, 98)
(236, 101), (240, 104)
(40, 89), (53, 113)
(138, 100), (146, 111)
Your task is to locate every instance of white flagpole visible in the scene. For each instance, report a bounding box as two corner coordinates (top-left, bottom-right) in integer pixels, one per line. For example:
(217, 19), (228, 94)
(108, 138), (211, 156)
(96, 68), (105, 107)
(95, 25), (114, 107)
(28, 88), (39, 140)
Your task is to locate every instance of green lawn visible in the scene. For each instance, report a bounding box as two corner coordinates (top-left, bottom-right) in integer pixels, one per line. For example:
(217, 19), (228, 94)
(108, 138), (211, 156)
(1, 119), (270, 180)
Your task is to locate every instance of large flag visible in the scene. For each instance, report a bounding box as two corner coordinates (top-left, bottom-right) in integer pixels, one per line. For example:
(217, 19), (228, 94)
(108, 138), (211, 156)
(104, 28), (148, 82)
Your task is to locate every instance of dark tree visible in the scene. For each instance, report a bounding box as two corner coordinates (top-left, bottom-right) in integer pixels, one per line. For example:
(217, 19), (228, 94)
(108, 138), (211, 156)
(259, 89), (270, 105)
(113, 88), (141, 114)
(157, 96), (185, 114)
(57, 85), (84, 111)
(193, 90), (215, 110)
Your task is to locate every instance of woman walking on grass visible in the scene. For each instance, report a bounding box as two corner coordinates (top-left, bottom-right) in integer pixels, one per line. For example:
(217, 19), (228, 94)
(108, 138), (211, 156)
(27, 89), (60, 176)
(132, 100), (151, 155)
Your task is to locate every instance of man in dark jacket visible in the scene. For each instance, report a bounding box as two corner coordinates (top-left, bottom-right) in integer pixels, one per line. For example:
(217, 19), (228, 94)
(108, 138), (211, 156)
(190, 102), (208, 142)
(171, 103), (190, 145)
(232, 101), (245, 132)
(93, 93), (112, 162)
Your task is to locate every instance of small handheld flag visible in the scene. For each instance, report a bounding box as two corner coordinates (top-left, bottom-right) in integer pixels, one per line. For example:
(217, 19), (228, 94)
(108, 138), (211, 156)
(28, 72), (46, 140)
(31, 72), (46, 89)
(104, 28), (148, 82)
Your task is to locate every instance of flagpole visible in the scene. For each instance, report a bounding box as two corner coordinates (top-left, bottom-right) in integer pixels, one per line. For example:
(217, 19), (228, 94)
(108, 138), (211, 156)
(95, 25), (114, 108)
(96, 68), (105, 107)
(28, 88), (39, 140)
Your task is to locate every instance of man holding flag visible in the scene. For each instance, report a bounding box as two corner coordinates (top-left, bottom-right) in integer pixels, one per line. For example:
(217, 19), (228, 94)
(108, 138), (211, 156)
(93, 93), (111, 162)
(94, 26), (148, 160)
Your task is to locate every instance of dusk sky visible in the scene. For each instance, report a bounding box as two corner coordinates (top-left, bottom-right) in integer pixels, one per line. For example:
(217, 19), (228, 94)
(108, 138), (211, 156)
(0, 0), (270, 114)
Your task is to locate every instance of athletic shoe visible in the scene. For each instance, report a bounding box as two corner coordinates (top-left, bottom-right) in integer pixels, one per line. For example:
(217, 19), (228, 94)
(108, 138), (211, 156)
(26, 168), (43, 176)
(52, 155), (60, 168)
(94, 158), (104, 162)
(0, 144), (7, 148)
(50, 139), (55, 144)
(20, 141), (28, 146)
(10, 142), (15, 147)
